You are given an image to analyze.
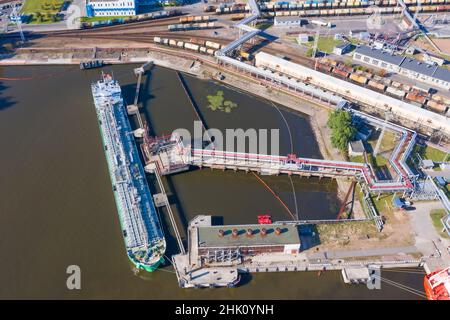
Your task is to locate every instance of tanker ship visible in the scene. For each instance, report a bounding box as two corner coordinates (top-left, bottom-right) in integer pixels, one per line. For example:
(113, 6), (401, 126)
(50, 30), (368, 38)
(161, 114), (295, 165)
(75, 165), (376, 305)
(91, 73), (166, 272)
(424, 266), (450, 300)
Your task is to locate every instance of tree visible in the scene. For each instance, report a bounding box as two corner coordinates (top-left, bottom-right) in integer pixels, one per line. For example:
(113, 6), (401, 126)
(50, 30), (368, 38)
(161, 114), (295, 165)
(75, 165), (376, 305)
(327, 109), (357, 151)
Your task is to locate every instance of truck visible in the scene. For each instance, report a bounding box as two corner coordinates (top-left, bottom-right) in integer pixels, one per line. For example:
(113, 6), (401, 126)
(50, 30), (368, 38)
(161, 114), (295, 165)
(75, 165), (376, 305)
(310, 19), (332, 28)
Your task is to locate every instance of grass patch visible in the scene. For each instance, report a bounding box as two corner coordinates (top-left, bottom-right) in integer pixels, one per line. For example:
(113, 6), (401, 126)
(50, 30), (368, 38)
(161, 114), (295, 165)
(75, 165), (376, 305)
(379, 131), (397, 153)
(349, 155), (364, 163)
(255, 22), (271, 30)
(413, 144), (449, 162)
(371, 192), (394, 215)
(21, 0), (67, 24)
(367, 152), (389, 169)
(317, 221), (380, 246)
(80, 16), (132, 23)
(305, 36), (342, 54)
(430, 209), (450, 239)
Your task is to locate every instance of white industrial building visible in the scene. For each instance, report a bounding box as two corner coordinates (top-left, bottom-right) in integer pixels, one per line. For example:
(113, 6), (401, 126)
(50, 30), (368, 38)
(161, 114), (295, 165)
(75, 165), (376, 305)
(274, 16), (303, 27)
(86, 0), (138, 17)
(254, 51), (450, 135)
(353, 45), (450, 91)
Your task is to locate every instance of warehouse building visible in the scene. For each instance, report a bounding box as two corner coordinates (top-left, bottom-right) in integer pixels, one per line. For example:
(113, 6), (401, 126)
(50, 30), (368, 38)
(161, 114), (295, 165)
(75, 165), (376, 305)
(353, 45), (450, 90)
(333, 42), (352, 55)
(86, 0), (138, 17)
(196, 223), (302, 265)
(274, 16), (304, 27)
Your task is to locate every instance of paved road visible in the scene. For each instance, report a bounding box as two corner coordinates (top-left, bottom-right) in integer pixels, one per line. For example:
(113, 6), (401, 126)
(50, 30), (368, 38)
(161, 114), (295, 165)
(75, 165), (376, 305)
(306, 246), (419, 261)
(425, 168), (450, 179)
(409, 201), (450, 272)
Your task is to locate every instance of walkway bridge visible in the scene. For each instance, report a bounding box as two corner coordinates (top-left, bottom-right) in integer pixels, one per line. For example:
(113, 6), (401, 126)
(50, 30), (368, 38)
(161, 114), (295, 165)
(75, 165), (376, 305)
(140, 108), (418, 194)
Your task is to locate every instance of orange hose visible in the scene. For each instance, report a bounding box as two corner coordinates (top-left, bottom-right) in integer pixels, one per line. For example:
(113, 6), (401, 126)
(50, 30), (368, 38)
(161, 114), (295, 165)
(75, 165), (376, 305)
(251, 172), (296, 220)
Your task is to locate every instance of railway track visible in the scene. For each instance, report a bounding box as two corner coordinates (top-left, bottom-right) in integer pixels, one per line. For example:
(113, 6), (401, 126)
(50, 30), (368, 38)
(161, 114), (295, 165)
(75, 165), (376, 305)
(26, 29), (316, 68)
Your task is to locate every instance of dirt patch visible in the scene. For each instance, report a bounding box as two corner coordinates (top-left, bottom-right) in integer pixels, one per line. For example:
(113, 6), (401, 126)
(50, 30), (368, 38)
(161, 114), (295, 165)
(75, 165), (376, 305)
(315, 209), (414, 252)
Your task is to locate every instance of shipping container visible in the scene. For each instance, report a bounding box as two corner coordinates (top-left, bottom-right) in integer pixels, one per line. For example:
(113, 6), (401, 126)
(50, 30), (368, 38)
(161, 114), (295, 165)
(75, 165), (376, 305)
(386, 86), (406, 98)
(185, 43), (200, 52)
(426, 100), (448, 113)
(368, 80), (386, 91)
(332, 68), (350, 78)
(317, 63), (333, 73)
(350, 73), (369, 84)
(431, 93), (450, 105)
(406, 92), (427, 105)
(206, 41), (221, 49)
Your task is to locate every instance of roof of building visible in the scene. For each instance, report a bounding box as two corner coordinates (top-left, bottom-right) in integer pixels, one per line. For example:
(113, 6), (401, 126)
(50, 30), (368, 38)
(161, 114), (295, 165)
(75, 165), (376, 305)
(274, 16), (302, 22)
(400, 58), (438, 77)
(197, 224), (301, 248)
(350, 29), (367, 34)
(355, 45), (405, 66)
(422, 159), (434, 167)
(349, 140), (365, 153)
(335, 42), (351, 50)
(355, 46), (450, 83)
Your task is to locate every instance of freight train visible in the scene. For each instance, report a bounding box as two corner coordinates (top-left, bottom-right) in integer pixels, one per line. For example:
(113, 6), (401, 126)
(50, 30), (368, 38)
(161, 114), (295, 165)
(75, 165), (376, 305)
(168, 22), (216, 31)
(207, 1), (450, 15)
(80, 9), (182, 29)
(153, 36), (222, 55)
(316, 58), (449, 114)
(179, 15), (211, 23)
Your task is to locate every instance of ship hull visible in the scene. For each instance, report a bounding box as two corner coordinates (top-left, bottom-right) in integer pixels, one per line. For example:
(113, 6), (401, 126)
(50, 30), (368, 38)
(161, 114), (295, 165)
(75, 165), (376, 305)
(131, 256), (165, 272)
(91, 74), (166, 274)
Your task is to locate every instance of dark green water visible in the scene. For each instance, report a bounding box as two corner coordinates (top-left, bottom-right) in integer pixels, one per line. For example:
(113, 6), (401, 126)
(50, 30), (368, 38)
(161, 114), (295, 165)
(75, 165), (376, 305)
(0, 65), (424, 299)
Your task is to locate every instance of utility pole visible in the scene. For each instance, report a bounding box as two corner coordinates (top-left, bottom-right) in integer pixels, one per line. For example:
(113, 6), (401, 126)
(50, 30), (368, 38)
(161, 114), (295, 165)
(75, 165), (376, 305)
(313, 29), (320, 70)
